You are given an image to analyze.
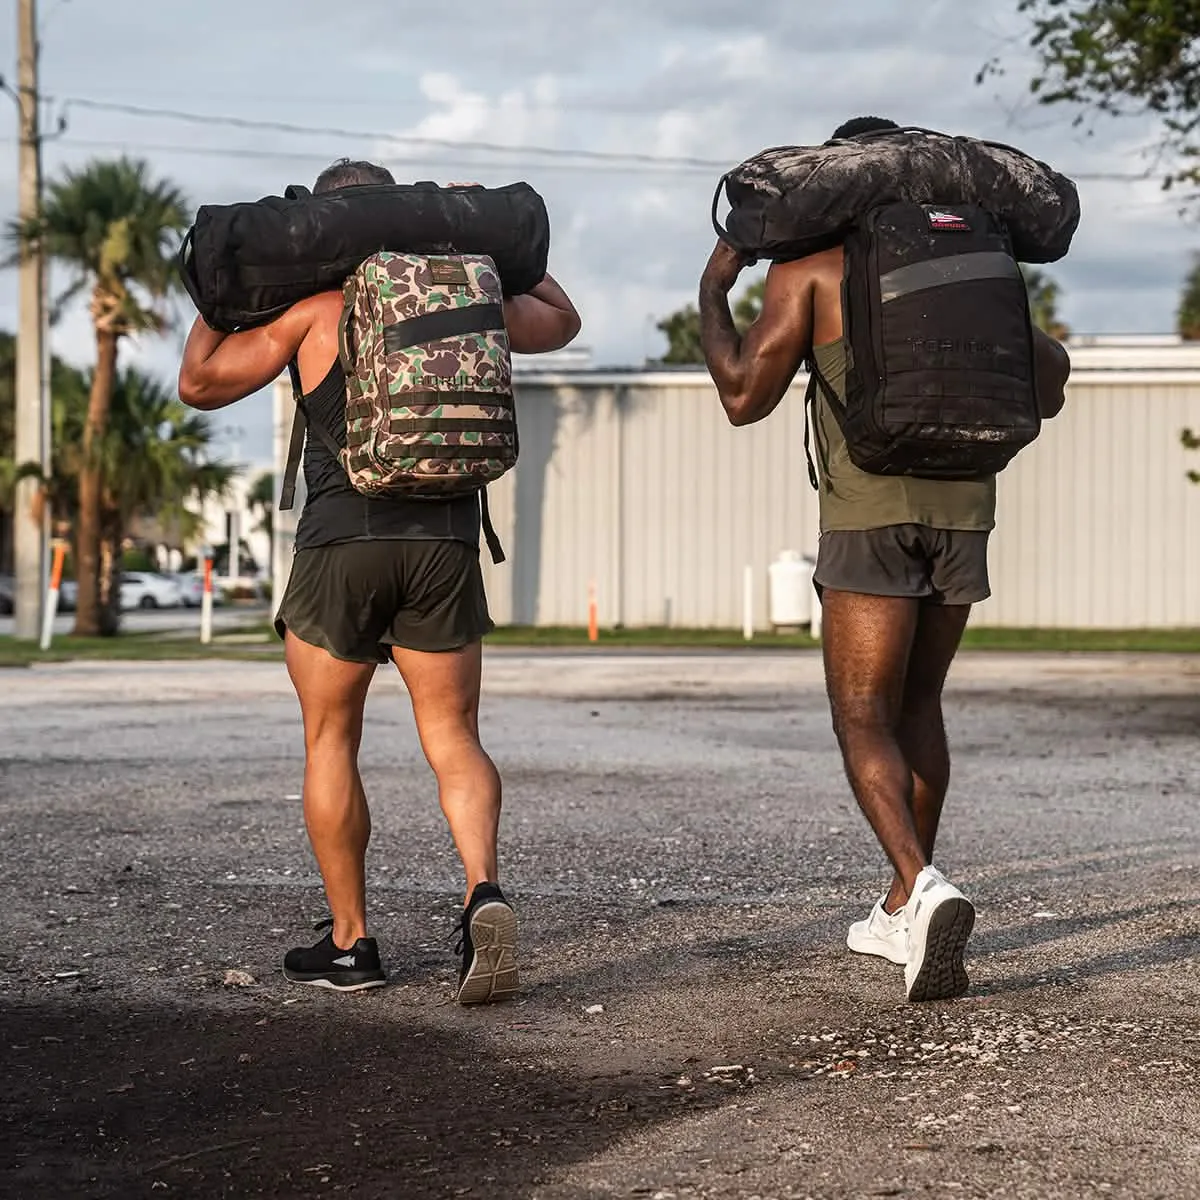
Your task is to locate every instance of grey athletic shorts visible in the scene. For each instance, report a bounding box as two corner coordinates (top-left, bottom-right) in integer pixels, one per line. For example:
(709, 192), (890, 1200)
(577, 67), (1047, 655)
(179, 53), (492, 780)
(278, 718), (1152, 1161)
(814, 524), (991, 606)
(275, 540), (494, 663)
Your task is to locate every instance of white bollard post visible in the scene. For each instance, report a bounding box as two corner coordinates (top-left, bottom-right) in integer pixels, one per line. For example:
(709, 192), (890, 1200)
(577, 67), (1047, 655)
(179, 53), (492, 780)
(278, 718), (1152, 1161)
(39, 541), (66, 651)
(742, 564), (754, 642)
(200, 554), (214, 646)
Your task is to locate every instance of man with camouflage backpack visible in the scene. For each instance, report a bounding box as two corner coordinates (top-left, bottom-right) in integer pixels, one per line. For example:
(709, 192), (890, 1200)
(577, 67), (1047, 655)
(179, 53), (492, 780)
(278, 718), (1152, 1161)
(179, 158), (581, 1001)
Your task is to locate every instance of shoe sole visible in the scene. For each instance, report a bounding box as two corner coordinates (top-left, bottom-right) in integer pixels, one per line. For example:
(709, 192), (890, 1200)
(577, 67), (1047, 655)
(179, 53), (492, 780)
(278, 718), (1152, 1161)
(906, 897), (975, 1002)
(456, 900), (519, 1005)
(282, 970), (387, 993)
(846, 930), (907, 966)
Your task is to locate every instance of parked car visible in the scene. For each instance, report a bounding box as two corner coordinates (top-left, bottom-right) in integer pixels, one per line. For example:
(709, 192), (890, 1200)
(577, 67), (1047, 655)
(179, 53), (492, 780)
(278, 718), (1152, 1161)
(119, 572), (183, 610)
(168, 572), (224, 609)
(0, 574), (13, 615)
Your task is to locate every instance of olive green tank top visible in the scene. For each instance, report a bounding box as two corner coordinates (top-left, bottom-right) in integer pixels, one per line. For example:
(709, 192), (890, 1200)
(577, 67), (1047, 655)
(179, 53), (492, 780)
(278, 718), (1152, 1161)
(811, 339), (996, 533)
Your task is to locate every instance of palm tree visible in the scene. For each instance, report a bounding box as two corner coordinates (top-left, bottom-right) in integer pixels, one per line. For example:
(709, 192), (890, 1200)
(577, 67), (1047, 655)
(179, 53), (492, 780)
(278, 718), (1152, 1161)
(26, 364), (233, 631)
(96, 369), (235, 628)
(247, 471), (276, 541)
(7, 157), (190, 635)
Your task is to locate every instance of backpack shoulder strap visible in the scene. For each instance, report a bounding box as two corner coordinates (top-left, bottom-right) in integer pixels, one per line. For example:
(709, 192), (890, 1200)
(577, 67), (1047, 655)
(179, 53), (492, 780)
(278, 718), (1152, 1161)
(802, 367), (820, 492)
(279, 361), (308, 512)
(480, 487), (506, 565)
(279, 360), (343, 510)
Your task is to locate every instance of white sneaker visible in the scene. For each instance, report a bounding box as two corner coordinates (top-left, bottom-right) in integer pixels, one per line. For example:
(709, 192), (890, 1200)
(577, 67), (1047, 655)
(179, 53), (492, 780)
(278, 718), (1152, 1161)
(847, 897), (908, 964)
(903, 866), (975, 1002)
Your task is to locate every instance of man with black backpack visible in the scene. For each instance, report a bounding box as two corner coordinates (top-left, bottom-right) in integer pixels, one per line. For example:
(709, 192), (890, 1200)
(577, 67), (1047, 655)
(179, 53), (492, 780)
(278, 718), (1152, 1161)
(179, 158), (581, 1002)
(698, 118), (1071, 1002)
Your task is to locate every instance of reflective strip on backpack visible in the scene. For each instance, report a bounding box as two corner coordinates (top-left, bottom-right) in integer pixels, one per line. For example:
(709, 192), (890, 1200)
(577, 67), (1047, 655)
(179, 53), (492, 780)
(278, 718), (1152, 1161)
(878, 251), (1019, 304)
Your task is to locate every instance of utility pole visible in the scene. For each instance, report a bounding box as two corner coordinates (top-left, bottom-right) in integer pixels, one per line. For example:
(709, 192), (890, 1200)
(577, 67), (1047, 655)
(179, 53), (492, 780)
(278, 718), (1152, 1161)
(12, 0), (45, 641)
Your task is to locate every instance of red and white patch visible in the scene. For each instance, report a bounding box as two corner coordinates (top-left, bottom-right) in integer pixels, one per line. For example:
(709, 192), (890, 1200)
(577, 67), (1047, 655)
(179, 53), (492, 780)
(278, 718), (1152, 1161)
(927, 209), (971, 232)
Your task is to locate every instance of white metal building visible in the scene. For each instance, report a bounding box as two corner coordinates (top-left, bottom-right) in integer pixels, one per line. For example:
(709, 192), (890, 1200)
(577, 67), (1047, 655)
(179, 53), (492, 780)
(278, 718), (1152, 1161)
(272, 338), (1200, 630)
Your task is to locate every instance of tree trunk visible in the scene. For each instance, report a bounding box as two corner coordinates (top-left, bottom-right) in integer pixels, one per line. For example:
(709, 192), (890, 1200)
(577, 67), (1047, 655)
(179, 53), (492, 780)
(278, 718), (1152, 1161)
(98, 520), (122, 637)
(73, 324), (119, 637)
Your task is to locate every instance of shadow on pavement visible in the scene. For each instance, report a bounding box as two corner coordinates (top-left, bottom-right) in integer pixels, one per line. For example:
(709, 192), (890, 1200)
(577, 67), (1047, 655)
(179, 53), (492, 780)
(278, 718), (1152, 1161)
(2, 994), (726, 1200)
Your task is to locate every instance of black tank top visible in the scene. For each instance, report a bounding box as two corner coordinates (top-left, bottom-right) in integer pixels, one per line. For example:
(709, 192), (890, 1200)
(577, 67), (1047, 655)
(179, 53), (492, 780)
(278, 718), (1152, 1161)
(293, 360), (481, 551)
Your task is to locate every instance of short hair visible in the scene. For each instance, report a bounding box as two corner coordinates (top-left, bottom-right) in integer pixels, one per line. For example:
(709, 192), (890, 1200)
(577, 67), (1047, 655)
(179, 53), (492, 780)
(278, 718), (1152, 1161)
(830, 116), (900, 141)
(313, 158), (395, 193)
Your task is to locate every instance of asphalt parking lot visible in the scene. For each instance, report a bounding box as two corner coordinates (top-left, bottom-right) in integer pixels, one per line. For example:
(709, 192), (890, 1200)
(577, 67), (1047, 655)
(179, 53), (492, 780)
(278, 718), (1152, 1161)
(1, 650), (1197, 1199)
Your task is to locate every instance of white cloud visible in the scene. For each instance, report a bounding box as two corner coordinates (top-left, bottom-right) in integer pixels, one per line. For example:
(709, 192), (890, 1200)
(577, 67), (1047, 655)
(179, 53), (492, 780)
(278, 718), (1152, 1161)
(0, 0), (1191, 466)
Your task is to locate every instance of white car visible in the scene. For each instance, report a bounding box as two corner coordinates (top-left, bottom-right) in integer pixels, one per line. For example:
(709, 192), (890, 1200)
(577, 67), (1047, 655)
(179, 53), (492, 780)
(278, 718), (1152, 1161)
(120, 572), (183, 610)
(167, 572), (224, 609)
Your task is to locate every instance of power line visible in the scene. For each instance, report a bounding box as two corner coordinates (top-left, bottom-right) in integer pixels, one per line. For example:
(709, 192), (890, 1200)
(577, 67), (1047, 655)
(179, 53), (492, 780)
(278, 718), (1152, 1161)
(6, 135), (717, 176)
(56, 96), (731, 169)
(49, 97), (1156, 182)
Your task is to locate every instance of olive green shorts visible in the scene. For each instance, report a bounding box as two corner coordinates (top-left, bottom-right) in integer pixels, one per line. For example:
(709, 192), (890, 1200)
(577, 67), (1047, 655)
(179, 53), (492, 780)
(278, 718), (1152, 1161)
(275, 540), (494, 663)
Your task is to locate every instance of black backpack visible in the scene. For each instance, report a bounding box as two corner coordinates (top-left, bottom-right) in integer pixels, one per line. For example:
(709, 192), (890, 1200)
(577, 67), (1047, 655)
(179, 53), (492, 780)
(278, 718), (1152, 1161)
(806, 201), (1041, 484)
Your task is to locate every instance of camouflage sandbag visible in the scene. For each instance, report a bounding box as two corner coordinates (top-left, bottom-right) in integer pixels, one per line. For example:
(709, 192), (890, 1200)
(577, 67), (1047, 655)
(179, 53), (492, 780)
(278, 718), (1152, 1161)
(279, 251), (517, 562)
(714, 127), (1080, 265)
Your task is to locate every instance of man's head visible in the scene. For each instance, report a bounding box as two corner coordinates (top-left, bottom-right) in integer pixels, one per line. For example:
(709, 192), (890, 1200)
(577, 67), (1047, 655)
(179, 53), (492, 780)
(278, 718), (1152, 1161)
(313, 158), (395, 193)
(829, 116), (900, 141)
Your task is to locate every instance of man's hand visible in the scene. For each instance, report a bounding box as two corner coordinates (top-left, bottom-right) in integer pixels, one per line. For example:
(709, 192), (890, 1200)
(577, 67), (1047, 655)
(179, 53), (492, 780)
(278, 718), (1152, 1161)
(701, 239), (755, 295)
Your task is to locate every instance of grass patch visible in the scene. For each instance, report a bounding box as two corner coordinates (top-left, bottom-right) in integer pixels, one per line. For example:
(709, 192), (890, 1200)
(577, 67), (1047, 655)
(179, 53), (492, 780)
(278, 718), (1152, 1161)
(0, 629), (278, 668)
(958, 626), (1200, 653)
(3, 624), (1197, 667)
(487, 625), (1200, 653)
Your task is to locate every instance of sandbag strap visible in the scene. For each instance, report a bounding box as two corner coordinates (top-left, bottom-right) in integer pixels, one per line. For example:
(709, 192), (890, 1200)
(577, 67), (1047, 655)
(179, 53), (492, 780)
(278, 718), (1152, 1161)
(382, 303), (505, 354)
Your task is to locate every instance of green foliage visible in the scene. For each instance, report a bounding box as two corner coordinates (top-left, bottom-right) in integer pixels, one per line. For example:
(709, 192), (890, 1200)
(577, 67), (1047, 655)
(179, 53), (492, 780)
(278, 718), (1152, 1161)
(247, 471), (276, 539)
(1178, 255), (1200, 338)
(1183, 426), (1200, 483)
(7, 157), (189, 337)
(654, 274), (768, 365)
(1021, 266), (1071, 338)
(986, 2), (1200, 188)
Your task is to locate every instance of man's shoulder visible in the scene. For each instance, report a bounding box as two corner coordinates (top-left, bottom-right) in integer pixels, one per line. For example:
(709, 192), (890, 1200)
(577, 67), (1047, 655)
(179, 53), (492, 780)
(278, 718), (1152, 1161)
(290, 290), (344, 322)
(769, 245), (844, 281)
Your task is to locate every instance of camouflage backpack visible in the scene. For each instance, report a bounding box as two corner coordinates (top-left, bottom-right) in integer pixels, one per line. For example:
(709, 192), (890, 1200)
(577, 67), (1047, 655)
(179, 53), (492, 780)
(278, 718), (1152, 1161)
(279, 250), (517, 562)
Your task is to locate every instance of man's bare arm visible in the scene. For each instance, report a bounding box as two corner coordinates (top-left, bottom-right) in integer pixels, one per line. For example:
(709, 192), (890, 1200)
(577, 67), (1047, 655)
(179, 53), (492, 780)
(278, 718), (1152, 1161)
(699, 244), (811, 427)
(178, 297), (328, 410)
(1033, 327), (1071, 420)
(505, 273), (582, 355)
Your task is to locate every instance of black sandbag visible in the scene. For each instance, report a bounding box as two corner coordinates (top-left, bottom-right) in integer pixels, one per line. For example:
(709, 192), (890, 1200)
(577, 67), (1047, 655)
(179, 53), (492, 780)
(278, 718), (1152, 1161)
(713, 127), (1080, 265)
(179, 181), (551, 332)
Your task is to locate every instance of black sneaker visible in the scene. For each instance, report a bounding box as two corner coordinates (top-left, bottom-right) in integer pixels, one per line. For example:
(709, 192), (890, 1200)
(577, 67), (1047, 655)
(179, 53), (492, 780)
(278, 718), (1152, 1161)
(453, 883), (519, 1005)
(282, 919), (387, 992)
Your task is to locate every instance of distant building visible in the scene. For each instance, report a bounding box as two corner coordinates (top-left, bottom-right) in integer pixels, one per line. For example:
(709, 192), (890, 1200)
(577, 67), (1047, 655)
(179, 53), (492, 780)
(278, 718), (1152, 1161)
(268, 338), (1200, 631)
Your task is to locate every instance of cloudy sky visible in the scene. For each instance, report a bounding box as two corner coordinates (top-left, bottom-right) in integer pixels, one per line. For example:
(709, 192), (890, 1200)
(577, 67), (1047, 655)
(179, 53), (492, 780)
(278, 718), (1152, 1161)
(0, 0), (1186, 464)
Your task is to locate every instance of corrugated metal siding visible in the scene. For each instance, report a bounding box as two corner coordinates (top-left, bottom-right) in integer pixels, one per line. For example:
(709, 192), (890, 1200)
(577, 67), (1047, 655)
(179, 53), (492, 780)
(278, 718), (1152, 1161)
(975, 380), (1200, 627)
(276, 367), (1200, 631)
(482, 379), (823, 628)
(482, 373), (1200, 630)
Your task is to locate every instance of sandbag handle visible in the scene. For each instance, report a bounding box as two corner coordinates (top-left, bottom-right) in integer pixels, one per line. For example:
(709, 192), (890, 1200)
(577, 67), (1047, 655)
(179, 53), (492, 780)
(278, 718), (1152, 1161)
(176, 225), (208, 318)
(711, 173), (734, 242)
(284, 184), (312, 200)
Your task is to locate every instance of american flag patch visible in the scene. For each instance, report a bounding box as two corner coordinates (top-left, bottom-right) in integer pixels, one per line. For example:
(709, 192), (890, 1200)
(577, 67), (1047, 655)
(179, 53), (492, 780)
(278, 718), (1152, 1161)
(927, 209), (971, 232)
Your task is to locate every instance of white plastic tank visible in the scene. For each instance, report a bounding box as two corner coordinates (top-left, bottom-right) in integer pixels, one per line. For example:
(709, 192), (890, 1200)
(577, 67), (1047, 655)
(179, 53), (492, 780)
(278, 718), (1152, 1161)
(768, 550), (814, 628)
